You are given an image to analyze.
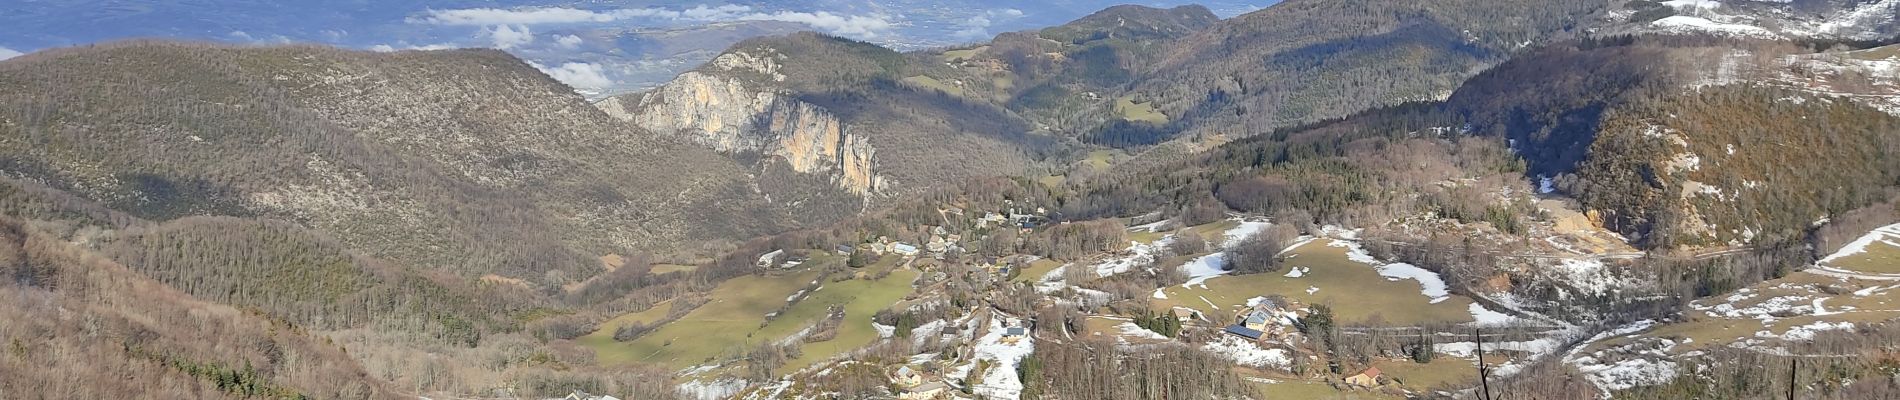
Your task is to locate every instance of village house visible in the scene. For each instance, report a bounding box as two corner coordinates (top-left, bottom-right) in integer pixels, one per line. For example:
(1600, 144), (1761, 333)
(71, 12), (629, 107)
(898, 382), (948, 400)
(1001, 326), (1028, 344)
(1240, 310), (1273, 331)
(563, 390), (621, 400)
(1170, 307), (1201, 322)
(891, 243), (920, 256)
(979, 212), (1008, 228)
(1223, 325), (1265, 340)
(1345, 367), (1382, 387)
(891, 365), (924, 387)
(835, 244), (856, 256)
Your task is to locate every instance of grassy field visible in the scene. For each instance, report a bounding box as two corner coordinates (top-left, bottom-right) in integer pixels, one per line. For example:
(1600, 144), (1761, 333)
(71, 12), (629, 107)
(1249, 376), (1398, 400)
(1846, 44), (1900, 61)
(1154, 239), (1477, 326)
(1822, 231), (1900, 274)
(1078, 315), (1172, 345)
(576, 300), (678, 352)
(903, 75), (966, 97)
(1588, 271), (1900, 354)
(1372, 357), (1478, 391)
(1084, 149), (1118, 170)
(941, 46), (988, 62)
(651, 263), (699, 274)
(590, 269), (823, 368)
(1130, 219), (1239, 245)
(1012, 259), (1064, 283)
(771, 269), (921, 373)
(1113, 96), (1167, 124)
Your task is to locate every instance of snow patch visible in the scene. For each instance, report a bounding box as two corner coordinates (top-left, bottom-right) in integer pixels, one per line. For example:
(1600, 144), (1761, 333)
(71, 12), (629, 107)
(1202, 335), (1290, 368)
(1653, 15), (1778, 38)
(1283, 266), (1309, 278)
(1468, 303), (1516, 327)
(1781, 321), (1854, 341)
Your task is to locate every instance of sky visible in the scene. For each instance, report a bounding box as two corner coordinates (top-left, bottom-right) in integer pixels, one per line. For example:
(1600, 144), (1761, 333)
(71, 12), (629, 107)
(0, 1), (1278, 95)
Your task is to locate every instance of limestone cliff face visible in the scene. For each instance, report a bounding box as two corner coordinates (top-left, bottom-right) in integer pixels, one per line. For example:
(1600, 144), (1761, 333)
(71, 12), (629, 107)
(604, 50), (882, 195)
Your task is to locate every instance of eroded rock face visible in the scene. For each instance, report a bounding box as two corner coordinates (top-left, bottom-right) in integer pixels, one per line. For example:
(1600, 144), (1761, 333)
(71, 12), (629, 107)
(606, 51), (882, 195)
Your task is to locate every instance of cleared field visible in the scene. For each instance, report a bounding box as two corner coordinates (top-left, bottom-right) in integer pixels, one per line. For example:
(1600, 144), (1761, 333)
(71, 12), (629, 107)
(1250, 377), (1398, 400)
(1084, 149), (1117, 170)
(1012, 259), (1063, 283)
(1129, 219), (1247, 247)
(1820, 224), (1900, 274)
(1846, 44), (1900, 61)
(1155, 239), (1478, 326)
(1371, 357), (1478, 391)
(576, 300), (678, 353)
(772, 269), (921, 373)
(1113, 96), (1167, 123)
(1078, 315), (1171, 345)
(592, 269), (822, 368)
(651, 263), (699, 274)
(941, 46), (987, 61)
(1587, 271), (1900, 354)
(903, 75), (965, 97)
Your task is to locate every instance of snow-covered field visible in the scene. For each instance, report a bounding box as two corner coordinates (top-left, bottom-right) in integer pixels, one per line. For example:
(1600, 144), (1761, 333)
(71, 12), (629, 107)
(1202, 335), (1290, 368)
(949, 312), (1035, 400)
(1652, 15), (1778, 38)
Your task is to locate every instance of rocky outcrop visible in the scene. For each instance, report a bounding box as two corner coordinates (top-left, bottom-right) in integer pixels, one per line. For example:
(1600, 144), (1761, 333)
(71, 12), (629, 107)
(603, 50), (882, 195)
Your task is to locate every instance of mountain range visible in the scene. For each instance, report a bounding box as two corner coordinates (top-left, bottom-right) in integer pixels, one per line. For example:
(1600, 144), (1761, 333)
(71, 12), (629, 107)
(1, 1), (1898, 399)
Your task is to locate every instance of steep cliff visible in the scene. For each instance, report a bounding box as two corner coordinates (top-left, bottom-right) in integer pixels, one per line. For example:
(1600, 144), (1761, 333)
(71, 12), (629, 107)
(602, 49), (883, 195)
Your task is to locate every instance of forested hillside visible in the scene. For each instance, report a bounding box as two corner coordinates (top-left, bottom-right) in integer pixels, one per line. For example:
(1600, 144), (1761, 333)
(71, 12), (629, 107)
(0, 41), (859, 284)
(1, 1), (1898, 399)
(0, 215), (399, 399)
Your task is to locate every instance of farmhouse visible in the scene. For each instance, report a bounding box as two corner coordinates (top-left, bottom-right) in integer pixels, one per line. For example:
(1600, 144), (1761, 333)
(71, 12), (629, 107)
(1001, 326), (1028, 344)
(899, 382), (948, 400)
(1169, 307), (1200, 322)
(1223, 325), (1265, 340)
(563, 390), (621, 400)
(1241, 310), (1273, 331)
(1345, 367), (1382, 387)
(891, 365), (924, 387)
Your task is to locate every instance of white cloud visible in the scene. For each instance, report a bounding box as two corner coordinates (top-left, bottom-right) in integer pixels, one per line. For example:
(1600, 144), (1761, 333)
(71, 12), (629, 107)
(952, 9), (1026, 41)
(0, 47), (22, 60)
(740, 11), (895, 38)
(369, 43), (459, 52)
(486, 25), (534, 49)
(531, 61), (615, 91)
(410, 7), (616, 25)
(554, 34), (584, 49)
(228, 31), (291, 44)
(409, 5), (896, 39)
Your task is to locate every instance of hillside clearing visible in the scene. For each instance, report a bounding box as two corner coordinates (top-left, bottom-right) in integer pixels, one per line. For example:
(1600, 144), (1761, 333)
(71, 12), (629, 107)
(1155, 238), (1480, 326)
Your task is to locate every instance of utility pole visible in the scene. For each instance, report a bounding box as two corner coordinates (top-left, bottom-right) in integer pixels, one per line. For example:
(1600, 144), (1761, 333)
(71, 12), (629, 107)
(1475, 328), (1491, 400)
